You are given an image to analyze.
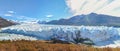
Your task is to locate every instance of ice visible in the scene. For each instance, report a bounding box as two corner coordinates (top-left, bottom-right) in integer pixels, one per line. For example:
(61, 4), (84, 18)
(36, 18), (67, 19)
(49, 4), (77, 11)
(0, 33), (37, 41)
(1, 23), (120, 47)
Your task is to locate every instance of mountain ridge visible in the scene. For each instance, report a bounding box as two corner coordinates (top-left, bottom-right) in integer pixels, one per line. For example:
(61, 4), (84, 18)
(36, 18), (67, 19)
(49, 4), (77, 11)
(0, 17), (16, 28)
(45, 13), (120, 27)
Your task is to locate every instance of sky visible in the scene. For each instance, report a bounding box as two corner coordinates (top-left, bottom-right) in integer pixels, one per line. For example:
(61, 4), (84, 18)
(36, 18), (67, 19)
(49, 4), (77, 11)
(0, 0), (71, 21)
(67, 0), (120, 16)
(0, 0), (120, 22)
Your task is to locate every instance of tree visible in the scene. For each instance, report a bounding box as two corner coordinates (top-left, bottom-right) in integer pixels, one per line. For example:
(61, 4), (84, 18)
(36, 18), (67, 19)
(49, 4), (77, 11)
(72, 30), (94, 45)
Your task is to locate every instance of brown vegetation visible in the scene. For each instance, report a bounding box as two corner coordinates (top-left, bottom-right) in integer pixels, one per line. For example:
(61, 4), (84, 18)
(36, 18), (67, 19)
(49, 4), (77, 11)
(0, 40), (119, 51)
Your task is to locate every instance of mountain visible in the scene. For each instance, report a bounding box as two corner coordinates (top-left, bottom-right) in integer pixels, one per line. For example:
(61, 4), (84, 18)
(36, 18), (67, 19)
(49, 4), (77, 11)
(37, 20), (47, 24)
(46, 13), (120, 27)
(0, 17), (15, 28)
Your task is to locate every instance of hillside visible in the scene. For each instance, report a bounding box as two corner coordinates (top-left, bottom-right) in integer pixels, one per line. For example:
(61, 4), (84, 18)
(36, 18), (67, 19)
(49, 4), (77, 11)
(46, 13), (120, 27)
(0, 40), (119, 51)
(0, 17), (15, 28)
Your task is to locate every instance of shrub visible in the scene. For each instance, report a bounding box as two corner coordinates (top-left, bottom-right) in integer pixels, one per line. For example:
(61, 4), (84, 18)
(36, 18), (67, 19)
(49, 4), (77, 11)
(72, 31), (94, 45)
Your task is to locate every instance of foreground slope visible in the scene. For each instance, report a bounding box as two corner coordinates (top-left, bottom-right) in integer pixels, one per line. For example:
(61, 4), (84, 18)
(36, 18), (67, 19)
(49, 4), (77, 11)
(1, 23), (120, 47)
(0, 40), (120, 51)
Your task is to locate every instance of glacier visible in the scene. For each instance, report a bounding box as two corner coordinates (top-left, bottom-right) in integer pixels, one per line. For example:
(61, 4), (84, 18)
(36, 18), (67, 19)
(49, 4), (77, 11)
(0, 33), (37, 41)
(1, 23), (120, 47)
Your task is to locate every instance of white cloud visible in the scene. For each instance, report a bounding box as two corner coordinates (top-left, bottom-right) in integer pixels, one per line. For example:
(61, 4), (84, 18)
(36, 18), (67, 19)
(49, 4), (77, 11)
(18, 16), (37, 21)
(8, 11), (15, 14)
(4, 13), (12, 16)
(3, 10), (38, 22)
(46, 14), (53, 18)
(4, 11), (15, 16)
(66, 0), (120, 17)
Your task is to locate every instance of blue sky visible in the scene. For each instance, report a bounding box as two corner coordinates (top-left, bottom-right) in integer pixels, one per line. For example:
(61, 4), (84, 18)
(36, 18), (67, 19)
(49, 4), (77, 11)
(0, 0), (72, 21)
(1, 0), (120, 21)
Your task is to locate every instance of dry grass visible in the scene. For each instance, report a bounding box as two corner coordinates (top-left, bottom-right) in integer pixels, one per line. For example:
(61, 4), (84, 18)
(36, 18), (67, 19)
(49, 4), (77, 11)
(0, 40), (119, 51)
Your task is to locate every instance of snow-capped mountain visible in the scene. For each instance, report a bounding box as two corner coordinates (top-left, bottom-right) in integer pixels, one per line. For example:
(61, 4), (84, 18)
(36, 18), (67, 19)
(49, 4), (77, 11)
(1, 23), (120, 47)
(12, 20), (40, 24)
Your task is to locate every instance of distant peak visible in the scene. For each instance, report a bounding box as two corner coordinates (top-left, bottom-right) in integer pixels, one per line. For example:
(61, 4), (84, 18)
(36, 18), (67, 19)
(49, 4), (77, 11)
(89, 13), (97, 15)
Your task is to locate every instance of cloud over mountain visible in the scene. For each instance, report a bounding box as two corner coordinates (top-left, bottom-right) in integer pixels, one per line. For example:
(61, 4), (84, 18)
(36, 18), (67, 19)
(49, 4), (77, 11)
(66, 0), (120, 17)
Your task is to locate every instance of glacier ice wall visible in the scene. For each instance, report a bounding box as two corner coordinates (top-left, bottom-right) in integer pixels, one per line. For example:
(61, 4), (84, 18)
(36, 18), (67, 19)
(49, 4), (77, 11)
(0, 33), (37, 41)
(1, 23), (120, 46)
